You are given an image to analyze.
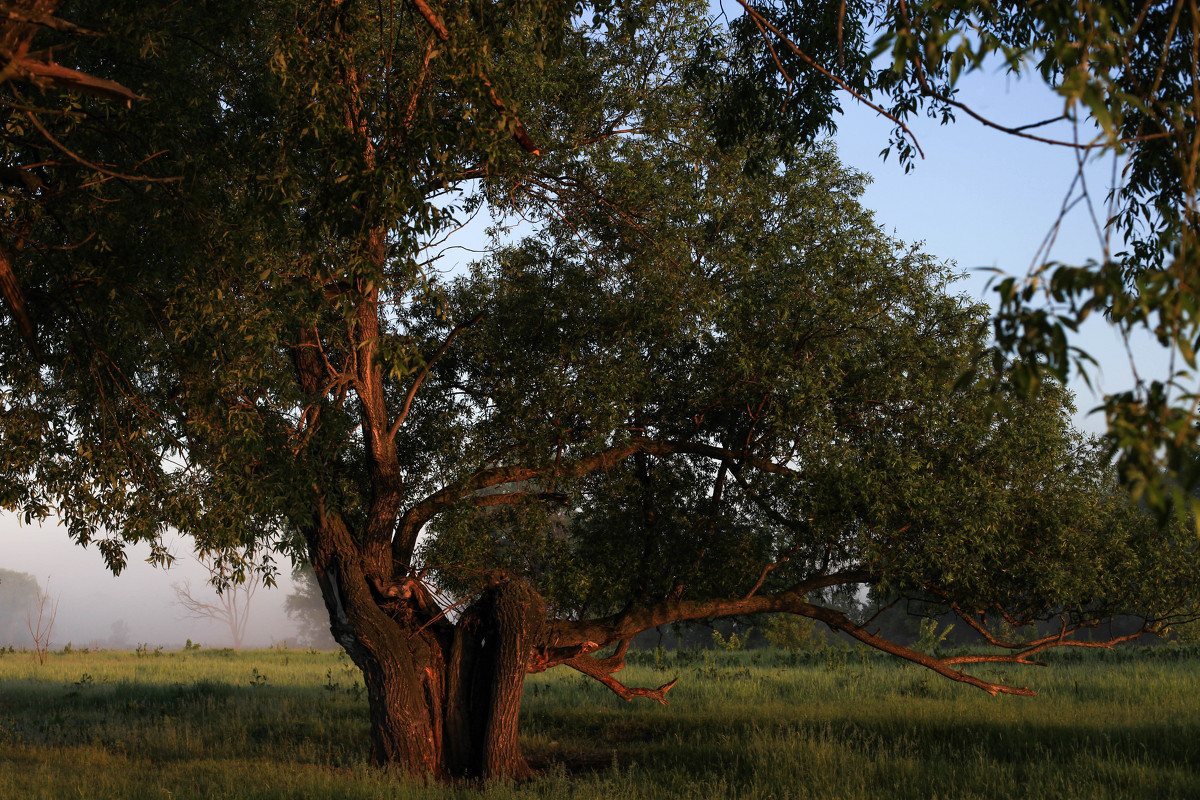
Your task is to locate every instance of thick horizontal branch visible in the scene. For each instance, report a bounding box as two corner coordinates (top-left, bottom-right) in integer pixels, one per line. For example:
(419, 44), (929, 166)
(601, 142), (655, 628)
(540, 568), (869, 655)
(391, 441), (650, 564)
(656, 438), (801, 476)
(470, 490), (569, 511)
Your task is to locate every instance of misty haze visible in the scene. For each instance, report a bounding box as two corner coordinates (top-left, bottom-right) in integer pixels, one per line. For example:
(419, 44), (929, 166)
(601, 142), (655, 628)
(0, 511), (314, 650)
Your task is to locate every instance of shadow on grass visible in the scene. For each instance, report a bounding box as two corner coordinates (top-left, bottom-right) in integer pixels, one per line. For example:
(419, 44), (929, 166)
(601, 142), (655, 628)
(2, 666), (1199, 798)
(0, 676), (370, 769)
(522, 699), (1200, 791)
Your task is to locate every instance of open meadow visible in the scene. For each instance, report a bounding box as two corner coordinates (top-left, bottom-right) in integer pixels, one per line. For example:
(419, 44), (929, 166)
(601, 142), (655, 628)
(0, 645), (1197, 799)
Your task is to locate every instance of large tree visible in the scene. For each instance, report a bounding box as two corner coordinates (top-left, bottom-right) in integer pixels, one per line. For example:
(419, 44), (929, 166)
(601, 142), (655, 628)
(0, 0), (1196, 781)
(2, 3), (1197, 507)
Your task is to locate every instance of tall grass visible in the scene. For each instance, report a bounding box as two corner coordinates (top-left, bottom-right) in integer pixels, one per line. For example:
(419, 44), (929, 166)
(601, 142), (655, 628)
(0, 644), (1196, 799)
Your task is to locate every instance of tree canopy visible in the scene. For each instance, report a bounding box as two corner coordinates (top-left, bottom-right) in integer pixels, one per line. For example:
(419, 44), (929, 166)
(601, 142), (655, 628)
(0, 0), (1197, 780)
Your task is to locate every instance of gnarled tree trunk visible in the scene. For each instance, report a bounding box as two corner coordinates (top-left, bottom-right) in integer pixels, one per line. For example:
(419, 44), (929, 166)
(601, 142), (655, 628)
(311, 514), (545, 780)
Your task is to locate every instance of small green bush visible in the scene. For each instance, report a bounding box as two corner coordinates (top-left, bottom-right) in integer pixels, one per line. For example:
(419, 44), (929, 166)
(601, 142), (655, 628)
(761, 614), (824, 651)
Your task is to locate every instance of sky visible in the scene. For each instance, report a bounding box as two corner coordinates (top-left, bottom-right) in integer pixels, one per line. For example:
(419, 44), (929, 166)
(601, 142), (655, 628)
(0, 39), (1177, 650)
(832, 67), (1172, 433)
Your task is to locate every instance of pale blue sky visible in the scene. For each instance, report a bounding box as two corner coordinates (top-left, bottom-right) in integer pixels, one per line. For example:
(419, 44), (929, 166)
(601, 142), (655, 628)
(832, 67), (1172, 435)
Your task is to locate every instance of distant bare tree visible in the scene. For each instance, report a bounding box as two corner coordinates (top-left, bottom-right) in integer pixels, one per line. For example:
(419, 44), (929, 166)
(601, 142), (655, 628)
(171, 556), (260, 649)
(108, 618), (131, 649)
(26, 576), (58, 665)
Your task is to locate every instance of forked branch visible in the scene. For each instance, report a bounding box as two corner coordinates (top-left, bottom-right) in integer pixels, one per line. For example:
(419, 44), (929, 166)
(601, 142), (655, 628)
(942, 602), (1156, 664)
(25, 575), (58, 666)
(387, 313), (482, 439)
(406, 0), (540, 155)
(561, 639), (680, 705)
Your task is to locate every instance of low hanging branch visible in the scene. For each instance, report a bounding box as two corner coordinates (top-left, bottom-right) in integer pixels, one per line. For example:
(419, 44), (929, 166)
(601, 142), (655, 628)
(943, 602), (1156, 662)
(542, 638), (680, 705)
(400, 430), (1174, 701)
(539, 573), (1168, 699)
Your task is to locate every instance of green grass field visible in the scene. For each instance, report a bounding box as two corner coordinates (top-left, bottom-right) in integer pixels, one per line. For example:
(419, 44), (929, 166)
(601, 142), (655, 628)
(0, 644), (1197, 799)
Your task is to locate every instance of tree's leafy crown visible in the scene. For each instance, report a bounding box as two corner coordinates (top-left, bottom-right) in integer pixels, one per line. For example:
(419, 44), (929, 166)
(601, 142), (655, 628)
(0, 0), (1194, 643)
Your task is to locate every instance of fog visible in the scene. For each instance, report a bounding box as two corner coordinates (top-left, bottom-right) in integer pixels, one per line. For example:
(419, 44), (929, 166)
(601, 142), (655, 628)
(0, 513), (304, 649)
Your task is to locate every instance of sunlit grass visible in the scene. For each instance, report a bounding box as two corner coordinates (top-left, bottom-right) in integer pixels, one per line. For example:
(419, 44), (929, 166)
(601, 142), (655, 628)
(0, 645), (1197, 799)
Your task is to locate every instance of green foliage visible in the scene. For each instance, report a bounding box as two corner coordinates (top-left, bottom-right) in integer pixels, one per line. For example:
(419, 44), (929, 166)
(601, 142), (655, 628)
(424, 50), (1197, 634)
(913, 619), (954, 656)
(1164, 617), (1200, 644)
(710, 628), (753, 652)
(761, 614), (824, 652)
(714, 0), (1200, 512)
(0, 5), (1197, 772)
(0, 0), (589, 571)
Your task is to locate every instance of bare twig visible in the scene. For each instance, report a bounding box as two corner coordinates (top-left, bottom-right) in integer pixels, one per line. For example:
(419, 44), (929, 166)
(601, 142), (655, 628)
(24, 111), (179, 182)
(26, 575), (58, 665)
(735, 0), (925, 158)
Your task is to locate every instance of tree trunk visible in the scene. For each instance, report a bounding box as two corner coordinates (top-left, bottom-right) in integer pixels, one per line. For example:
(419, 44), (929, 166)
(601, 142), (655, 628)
(313, 529), (545, 781)
(444, 579), (545, 779)
(355, 633), (446, 772)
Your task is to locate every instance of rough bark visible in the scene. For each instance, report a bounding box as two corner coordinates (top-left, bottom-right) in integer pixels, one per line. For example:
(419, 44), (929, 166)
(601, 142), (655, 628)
(445, 578), (545, 779)
(308, 509), (445, 774)
(309, 511), (545, 781)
